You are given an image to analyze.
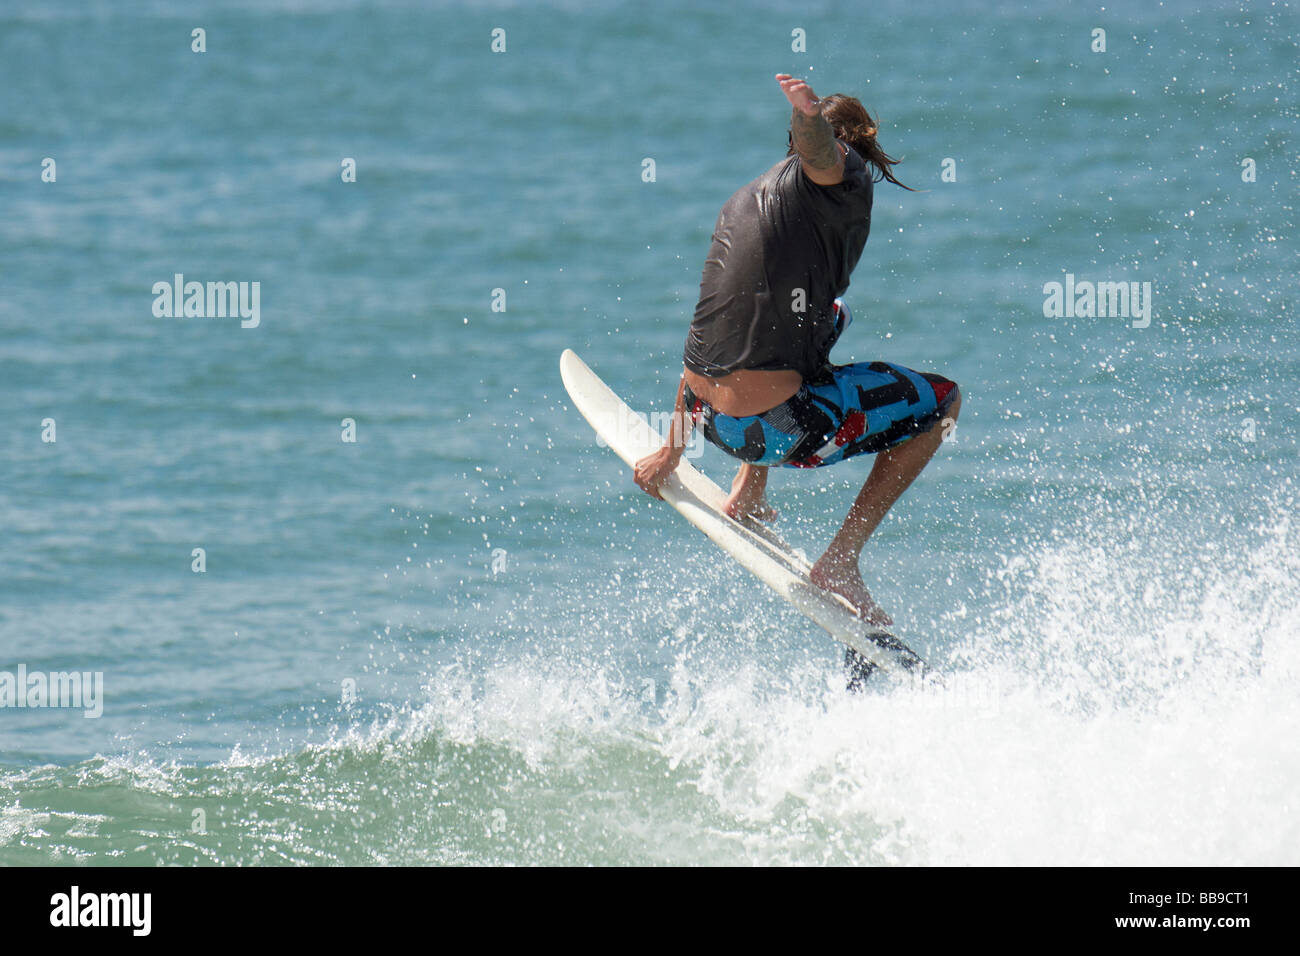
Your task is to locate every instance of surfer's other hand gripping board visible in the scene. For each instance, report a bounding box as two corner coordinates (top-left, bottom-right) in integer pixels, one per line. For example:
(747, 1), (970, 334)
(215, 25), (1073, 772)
(560, 349), (933, 686)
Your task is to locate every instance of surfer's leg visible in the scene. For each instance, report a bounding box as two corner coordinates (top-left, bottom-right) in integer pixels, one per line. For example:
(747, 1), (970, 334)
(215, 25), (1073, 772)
(722, 463), (777, 522)
(810, 385), (962, 624)
(684, 383), (808, 524)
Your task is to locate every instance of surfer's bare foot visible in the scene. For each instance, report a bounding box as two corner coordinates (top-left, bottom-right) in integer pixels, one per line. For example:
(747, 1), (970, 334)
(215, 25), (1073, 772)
(723, 463), (777, 523)
(809, 553), (893, 627)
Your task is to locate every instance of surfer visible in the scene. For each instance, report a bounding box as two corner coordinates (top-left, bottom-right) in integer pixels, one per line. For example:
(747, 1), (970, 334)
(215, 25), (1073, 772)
(633, 74), (961, 629)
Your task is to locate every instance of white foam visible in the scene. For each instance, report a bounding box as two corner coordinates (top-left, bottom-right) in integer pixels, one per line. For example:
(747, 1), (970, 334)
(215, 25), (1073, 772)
(400, 507), (1300, 865)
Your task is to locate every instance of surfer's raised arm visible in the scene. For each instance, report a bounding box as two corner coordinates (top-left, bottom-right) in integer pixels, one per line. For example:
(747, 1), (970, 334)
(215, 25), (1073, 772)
(778, 73), (845, 186)
(632, 370), (694, 500)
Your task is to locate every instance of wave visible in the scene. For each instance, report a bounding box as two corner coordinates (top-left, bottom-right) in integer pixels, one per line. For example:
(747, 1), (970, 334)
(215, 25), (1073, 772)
(4, 494), (1297, 866)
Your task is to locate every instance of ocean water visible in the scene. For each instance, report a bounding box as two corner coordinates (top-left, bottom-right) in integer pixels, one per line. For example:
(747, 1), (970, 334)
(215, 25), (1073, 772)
(1, 0), (1296, 865)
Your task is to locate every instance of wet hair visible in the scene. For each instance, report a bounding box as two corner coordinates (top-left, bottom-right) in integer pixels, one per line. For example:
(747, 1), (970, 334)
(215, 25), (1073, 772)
(788, 93), (914, 191)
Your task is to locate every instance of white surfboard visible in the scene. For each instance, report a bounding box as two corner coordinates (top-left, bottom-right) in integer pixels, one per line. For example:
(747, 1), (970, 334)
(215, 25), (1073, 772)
(560, 348), (928, 680)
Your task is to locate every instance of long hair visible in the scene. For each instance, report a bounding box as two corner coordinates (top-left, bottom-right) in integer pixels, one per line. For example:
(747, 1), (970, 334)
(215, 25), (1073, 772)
(789, 93), (914, 191)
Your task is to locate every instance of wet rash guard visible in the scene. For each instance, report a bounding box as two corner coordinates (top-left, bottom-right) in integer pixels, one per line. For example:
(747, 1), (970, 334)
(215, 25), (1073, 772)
(682, 140), (874, 383)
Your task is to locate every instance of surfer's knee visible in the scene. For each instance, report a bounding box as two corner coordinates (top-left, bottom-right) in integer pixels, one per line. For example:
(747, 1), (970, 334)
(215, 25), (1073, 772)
(925, 380), (960, 432)
(907, 383), (959, 446)
(945, 384), (962, 420)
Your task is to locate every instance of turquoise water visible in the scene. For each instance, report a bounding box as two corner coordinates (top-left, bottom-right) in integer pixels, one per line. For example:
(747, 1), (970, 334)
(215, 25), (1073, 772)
(1, 0), (1297, 865)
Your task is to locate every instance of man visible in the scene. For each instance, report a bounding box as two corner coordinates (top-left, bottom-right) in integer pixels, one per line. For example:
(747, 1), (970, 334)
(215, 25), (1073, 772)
(633, 74), (961, 631)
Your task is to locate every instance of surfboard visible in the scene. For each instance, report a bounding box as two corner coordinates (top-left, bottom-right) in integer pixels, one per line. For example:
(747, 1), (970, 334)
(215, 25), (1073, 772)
(559, 348), (928, 681)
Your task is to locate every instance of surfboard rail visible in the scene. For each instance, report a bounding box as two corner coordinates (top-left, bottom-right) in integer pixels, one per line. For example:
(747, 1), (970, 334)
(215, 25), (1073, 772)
(560, 348), (929, 680)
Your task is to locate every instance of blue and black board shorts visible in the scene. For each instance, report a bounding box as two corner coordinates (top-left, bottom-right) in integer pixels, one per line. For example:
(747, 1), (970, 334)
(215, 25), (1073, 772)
(683, 301), (959, 468)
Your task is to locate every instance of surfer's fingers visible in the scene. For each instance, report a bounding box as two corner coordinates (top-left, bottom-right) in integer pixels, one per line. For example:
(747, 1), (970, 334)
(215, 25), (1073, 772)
(632, 470), (663, 499)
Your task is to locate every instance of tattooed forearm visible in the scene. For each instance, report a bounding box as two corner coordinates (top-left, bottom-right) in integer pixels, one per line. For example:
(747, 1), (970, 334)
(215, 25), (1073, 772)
(791, 106), (839, 169)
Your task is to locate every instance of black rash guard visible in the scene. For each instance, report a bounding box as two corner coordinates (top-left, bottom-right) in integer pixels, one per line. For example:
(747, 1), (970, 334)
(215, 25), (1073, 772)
(682, 140), (874, 383)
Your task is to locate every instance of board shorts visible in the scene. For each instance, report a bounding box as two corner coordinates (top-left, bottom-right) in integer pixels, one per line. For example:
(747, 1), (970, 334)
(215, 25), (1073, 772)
(683, 300), (959, 468)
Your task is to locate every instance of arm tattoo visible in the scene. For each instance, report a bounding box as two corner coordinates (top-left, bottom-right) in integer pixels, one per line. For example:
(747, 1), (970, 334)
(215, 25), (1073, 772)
(790, 107), (839, 169)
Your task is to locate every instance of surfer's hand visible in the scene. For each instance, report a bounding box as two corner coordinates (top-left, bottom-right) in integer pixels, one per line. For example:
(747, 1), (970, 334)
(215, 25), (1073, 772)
(776, 73), (820, 115)
(633, 446), (682, 500)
